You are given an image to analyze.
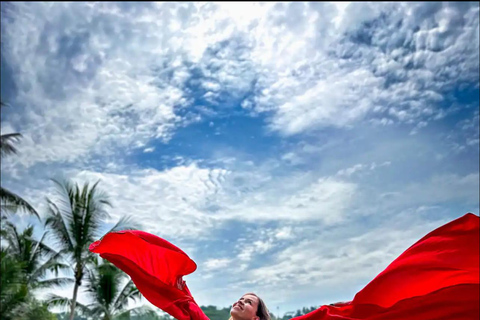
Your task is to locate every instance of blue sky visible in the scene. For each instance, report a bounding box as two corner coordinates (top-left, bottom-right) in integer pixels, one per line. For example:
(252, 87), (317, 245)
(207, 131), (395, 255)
(1, 1), (479, 316)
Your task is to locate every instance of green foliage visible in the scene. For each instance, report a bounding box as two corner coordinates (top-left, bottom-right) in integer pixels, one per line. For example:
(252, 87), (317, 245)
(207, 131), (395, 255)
(201, 305), (232, 320)
(0, 100), (39, 217)
(44, 178), (137, 320)
(14, 298), (58, 320)
(1, 218), (68, 320)
(0, 247), (29, 319)
(0, 247), (57, 320)
(130, 313), (167, 320)
(0, 186), (40, 218)
(55, 312), (87, 320)
(285, 306), (319, 319)
(85, 258), (147, 319)
(47, 258), (152, 320)
(1, 221), (72, 290)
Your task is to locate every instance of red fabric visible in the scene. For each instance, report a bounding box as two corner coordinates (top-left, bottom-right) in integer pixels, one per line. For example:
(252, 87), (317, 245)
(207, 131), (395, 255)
(293, 213), (479, 320)
(293, 284), (479, 320)
(89, 230), (208, 320)
(90, 213), (479, 320)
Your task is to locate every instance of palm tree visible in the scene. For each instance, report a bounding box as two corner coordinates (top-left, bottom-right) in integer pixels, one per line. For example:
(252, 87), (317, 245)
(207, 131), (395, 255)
(44, 178), (137, 320)
(0, 247), (28, 320)
(0, 217), (72, 320)
(9, 298), (58, 320)
(48, 258), (156, 320)
(1, 221), (73, 290)
(0, 100), (39, 218)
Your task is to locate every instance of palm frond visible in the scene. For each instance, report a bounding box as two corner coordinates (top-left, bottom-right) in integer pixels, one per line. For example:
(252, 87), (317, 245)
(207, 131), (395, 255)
(30, 259), (71, 285)
(1, 221), (20, 252)
(114, 279), (142, 311)
(0, 187), (39, 218)
(98, 262), (123, 308)
(31, 254), (71, 281)
(45, 294), (91, 314)
(0, 248), (28, 318)
(30, 231), (48, 263)
(115, 306), (159, 320)
(88, 304), (111, 319)
(45, 294), (71, 311)
(83, 180), (112, 243)
(1, 204), (21, 215)
(0, 133), (22, 158)
(35, 277), (75, 289)
(83, 258), (143, 319)
(44, 198), (74, 253)
(104, 215), (140, 236)
(33, 238), (65, 260)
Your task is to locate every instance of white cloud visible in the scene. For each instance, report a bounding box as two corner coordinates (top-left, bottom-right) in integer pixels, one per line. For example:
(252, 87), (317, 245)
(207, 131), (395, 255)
(336, 164), (366, 177)
(243, 2), (478, 135)
(1, 2), (478, 171)
(70, 164), (229, 238)
(204, 258), (232, 271)
(275, 227), (294, 240)
(267, 68), (384, 135)
(353, 172), (480, 220)
(205, 169), (358, 224)
(90, 163), (357, 228)
(2, 2), (240, 168)
(403, 173), (480, 205)
(8, 160), (355, 239)
(336, 161), (391, 177)
(454, 109), (480, 150)
(281, 152), (304, 165)
(281, 178), (356, 223)
(237, 237), (276, 263)
(2, 2), (193, 168)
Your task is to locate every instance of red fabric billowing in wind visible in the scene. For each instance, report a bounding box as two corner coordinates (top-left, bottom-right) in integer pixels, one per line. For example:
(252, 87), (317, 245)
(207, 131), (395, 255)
(89, 213), (479, 320)
(293, 212), (479, 320)
(89, 230), (208, 320)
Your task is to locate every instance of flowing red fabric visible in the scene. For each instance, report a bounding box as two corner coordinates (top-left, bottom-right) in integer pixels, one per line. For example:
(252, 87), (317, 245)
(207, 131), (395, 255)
(293, 213), (479, 320)
(89, 230), (208, 320)
(89, 213), (479, 320)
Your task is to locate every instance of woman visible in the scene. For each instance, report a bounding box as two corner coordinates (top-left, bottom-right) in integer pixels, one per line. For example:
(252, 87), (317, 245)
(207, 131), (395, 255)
(90, 213), (479, 320)
(231, 293), (270, 320)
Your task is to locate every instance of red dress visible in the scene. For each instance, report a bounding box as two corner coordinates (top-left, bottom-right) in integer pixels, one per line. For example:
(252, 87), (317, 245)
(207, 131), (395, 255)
(89, 213), (479, 320)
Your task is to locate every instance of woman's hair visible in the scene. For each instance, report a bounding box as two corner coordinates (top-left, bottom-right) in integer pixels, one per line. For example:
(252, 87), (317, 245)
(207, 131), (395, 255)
(230, 292), (271, 320)
(250, 293), (271, 320)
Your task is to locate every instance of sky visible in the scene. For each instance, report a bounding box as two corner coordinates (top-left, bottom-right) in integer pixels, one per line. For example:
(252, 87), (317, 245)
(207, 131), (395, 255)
(1, 1), (479, 316)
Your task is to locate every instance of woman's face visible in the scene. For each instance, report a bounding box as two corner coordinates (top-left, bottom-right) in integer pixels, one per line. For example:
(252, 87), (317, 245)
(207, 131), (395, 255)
(231, 294), (260, 320)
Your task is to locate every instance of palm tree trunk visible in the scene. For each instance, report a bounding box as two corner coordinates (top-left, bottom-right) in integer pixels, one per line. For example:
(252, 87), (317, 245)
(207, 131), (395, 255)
(69, 281), (79, 320)
(69, 264), (83, 320)
(70, 262), (83, 320)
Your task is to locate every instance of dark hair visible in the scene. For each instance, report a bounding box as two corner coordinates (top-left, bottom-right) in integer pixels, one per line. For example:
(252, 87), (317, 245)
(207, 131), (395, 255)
(236, 292), (271, 320)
